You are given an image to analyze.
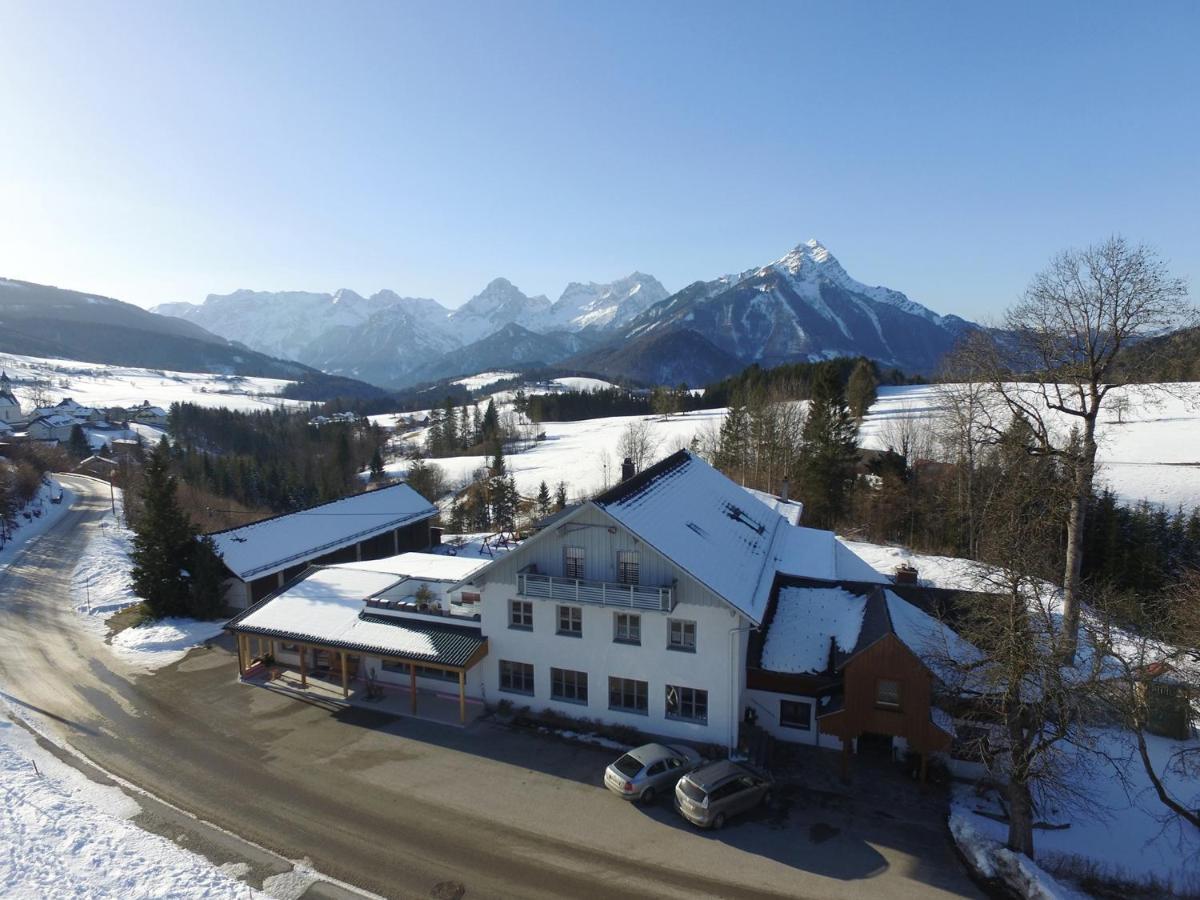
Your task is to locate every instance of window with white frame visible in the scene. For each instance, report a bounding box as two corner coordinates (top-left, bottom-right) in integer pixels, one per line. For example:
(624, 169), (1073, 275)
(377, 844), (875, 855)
(550, 667), (588, 704)
(779, 699), (813, 730)
(667, 618), (696, 652)
(665, 685), (708, 723)
(613, 611), (641, 644)
(557, 604), (582, 637)
(617, 550), (640, 585)
(608, 676), (648, 714)
(499, 660), (534, 695)
(564, 546), (585, 579)
(509, 599), (533, 630)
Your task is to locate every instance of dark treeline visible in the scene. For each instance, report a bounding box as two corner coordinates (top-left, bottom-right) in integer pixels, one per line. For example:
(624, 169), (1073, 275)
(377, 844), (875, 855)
(703, 357), (918, 408)
(1082, 491), (1200, 596)
(166, 403), (386, 514)
(524, 385), (708, 423)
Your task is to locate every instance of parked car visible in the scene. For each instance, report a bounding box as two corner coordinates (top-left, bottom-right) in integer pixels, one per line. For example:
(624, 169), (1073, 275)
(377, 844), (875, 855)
(674, 759), (773, 829)
(604, 743), (703, 803)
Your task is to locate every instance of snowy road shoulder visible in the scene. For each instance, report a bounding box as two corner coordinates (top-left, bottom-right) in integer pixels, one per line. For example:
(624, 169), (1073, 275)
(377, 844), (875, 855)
(0, 479), (74, 576)
(70, 490), (224, 670)
(0, 715), (265, 899)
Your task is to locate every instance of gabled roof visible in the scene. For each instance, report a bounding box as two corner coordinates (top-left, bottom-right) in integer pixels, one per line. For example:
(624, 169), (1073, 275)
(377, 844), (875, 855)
(592, 451), (786, 621)
(209, 482), (437, 581)
(328, 551), (489, 583)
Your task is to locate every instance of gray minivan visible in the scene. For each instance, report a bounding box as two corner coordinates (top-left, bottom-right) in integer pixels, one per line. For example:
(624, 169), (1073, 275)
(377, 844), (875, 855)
(674, 759), (773, 829)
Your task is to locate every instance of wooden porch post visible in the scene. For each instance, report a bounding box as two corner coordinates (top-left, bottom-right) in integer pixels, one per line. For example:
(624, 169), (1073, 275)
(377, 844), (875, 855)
(236, 632), (246, 676)
(340, 651), (350, 699)
(458, 670), (466, 725)
(410, 665), (418, 715)
(299, 646), (308, 688)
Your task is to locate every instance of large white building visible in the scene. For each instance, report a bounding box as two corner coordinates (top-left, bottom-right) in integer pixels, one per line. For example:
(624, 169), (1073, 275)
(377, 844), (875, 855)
(0, 372), (23, 425)
(461, 450), (886, 749)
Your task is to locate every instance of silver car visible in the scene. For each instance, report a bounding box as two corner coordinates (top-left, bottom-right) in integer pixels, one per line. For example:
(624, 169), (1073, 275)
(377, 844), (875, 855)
(604, 743), (703, 803)
(674, 759), (773, 829)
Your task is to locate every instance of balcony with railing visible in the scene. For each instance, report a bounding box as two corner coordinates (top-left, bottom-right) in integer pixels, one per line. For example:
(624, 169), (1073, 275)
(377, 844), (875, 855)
(516, 567), (674, 612)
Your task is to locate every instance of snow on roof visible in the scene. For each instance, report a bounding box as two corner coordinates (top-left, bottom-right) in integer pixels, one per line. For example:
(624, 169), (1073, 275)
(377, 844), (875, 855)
(594, 451), (785, 621)
(884, 589), (984, 682)
(229, 567), (483, 664)
(328, 552), (489, 583)
(31, 414), (76, 428)
(761, 585), (869, 674)
(743, 486), (804, 526)
(210, 483), (437, 581)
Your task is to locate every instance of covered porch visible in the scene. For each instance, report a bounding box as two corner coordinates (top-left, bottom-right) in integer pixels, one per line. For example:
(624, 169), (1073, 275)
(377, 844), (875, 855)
(234, 632), (488, 725)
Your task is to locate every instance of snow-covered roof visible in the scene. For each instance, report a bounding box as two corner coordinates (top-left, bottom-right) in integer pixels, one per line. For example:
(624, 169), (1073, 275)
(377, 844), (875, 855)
(328, 552), (489, 583)
(593, 451), (786, 621)
(743, 486), (804, 526)
(761, 585), (869, 674)
(30, 414), (76, 428)
(884, 589), (984, 682)
(227, 566), (485, 666)
(210, 483), (437, 581)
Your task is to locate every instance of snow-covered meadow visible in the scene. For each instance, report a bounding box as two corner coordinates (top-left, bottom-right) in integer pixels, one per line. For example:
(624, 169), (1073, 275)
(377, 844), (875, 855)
(859, 382), (1200, 511)
(0, 352), (305, 414)
(376, 379), (1200, 511)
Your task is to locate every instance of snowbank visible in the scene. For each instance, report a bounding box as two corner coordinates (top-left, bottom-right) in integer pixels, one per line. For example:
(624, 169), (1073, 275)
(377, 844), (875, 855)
(0, 716), (263, 899)
(0, 479), (73, 574)
(951, 727), (1200, 893)
(949, 807), (1085, 900)
(70, 494), (225, 671)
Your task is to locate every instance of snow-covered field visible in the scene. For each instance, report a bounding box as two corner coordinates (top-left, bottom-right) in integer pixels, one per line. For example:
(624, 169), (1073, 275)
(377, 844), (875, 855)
(0, 352), (304, 414)
(0, 716), (264, 899)
(70, 489), (224, 670)
(0, 479), (73, 572)
(383, 409), (724, 501)
(452, 371), (520, 391)
(860, 383), (1200, 510)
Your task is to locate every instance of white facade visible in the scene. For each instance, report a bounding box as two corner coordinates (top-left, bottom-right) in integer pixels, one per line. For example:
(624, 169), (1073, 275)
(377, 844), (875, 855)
(474, 504), (753, 747)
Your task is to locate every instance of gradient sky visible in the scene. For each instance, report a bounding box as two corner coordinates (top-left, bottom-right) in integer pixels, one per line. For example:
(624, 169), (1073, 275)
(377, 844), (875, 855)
(1, 1), (1196, 321)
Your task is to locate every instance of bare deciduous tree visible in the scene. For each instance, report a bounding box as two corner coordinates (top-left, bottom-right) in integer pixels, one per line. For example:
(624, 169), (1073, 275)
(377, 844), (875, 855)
(616, 419), (660, 474)
(959, 237), (1192, 661)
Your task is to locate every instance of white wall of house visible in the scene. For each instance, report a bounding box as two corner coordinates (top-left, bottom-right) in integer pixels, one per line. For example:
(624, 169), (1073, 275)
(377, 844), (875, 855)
(475, 504), (753, 747)
(743, 688), (844, 751)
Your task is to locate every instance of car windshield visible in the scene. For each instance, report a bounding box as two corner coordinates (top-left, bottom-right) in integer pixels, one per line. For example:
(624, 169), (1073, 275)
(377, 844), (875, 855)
(677, 779), (706, 803)
(613, 754), (643, 777)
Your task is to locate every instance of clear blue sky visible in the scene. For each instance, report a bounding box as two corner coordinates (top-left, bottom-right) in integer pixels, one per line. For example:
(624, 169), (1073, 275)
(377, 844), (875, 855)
(1, 1), (1196, 321)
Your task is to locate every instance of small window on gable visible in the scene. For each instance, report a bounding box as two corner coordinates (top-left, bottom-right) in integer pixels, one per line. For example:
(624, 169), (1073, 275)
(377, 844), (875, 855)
(876, 678), (902, 709)
(564, 546), (585, 579)
(617, 550), (639, 585)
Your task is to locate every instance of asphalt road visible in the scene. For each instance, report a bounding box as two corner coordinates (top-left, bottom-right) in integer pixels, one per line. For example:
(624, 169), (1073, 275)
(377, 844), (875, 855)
(0, 476), (982, 900)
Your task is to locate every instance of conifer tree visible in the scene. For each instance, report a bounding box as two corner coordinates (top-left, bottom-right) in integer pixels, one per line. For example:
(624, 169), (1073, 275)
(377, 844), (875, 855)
(67, 424), (91, 459)
(369, 447), (385, 481)
(481, 400), (500, 446)
(188, 535), (228, 620)
(130, 442), (196, 618)
(845, 358), (878, 419)
(795, 367), (859, 528)
(536, 480), (552, 517)
(554, 481), (568, 511)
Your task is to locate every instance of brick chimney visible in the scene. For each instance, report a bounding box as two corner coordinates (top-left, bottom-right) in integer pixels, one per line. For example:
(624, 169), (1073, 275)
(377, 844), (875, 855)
(621, 457), (636, 482)
(893, 563), (919, 585)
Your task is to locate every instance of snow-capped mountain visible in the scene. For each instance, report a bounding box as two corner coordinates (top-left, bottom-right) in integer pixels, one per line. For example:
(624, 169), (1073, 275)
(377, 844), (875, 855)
(447, 278), (553, 344)
(545, 272), (669, 332)
(614, 239), (974, 379)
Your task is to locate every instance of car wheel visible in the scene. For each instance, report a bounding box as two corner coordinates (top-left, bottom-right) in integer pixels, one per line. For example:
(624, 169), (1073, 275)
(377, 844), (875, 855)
(641, 787), (656, 804)
(712, 812), (726, 830)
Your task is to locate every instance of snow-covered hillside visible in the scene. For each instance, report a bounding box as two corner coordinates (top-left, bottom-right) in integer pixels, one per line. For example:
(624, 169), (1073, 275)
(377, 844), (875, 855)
(0, 353), (305, 414)
(380, 380), (1200, 511)
(859, 383), (1200, 510)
